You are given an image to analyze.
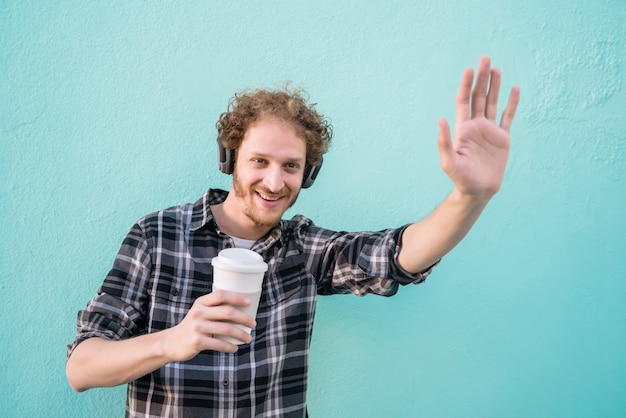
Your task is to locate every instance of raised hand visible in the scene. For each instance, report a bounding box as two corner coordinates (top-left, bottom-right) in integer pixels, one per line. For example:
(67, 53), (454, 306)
(437, 56), (520, 200)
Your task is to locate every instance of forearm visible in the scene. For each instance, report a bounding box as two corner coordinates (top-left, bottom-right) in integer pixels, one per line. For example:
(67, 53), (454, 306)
(398, 188), (490, 273)
(66, 330), (173, 392)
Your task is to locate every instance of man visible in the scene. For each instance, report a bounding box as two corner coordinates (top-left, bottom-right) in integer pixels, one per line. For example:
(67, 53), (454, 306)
(66, 56), (520, 417)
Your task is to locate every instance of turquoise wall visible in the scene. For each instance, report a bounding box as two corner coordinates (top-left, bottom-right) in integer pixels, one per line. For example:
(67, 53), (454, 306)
(2, 1), (625, 416)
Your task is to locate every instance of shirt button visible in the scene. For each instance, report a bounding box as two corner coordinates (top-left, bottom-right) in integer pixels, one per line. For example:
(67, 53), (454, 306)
(172, 289), (179, 296)
(222, 379), (229, 387)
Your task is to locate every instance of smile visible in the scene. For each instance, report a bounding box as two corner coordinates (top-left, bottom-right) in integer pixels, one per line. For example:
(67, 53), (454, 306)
(258, 192), (282, 201)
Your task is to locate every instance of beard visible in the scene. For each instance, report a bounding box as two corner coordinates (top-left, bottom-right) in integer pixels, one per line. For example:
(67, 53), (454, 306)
(232, 170), (300, 228)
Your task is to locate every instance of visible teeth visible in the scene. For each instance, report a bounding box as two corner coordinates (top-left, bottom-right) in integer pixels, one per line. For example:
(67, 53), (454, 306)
(259, 193), (280, 201)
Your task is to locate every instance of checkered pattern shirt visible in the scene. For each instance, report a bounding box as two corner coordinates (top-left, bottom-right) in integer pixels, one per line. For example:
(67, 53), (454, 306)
(67, 189), (432, 417)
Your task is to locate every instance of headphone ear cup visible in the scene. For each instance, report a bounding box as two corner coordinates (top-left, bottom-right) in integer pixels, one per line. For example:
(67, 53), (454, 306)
(217, 138), (235, 174)
(301, 157), (323, 189)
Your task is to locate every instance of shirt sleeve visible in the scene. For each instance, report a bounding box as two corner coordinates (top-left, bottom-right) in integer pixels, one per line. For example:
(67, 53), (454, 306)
(301, 222), (437, 297)
(66, 222), (152, 358)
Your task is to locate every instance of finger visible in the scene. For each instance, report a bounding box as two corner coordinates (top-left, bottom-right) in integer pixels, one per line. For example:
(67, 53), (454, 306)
(207, 321), (254, 345)
(499, 86), (521, 133)
(199, 329), (242, 353)
(201, 289), (252, 308)
(186, 300), (256, 329)
(437, 118), (454, 173)
(455, 67), (474, 125)
(485, 68), (502, 121)
(209, 339), (240, 353)
(178, 328), (240, 355)
(470, 56), (492, 118)
(211, 305), (257, 327)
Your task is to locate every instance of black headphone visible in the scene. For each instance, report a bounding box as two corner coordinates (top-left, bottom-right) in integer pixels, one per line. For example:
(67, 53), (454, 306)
(217, 138), (322, 189)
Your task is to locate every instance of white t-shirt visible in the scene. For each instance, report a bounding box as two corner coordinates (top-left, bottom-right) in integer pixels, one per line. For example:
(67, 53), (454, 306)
(231, 236), (255, 250)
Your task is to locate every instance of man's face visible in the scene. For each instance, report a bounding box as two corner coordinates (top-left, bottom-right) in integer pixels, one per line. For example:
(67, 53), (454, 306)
(231, 118), (307, 229)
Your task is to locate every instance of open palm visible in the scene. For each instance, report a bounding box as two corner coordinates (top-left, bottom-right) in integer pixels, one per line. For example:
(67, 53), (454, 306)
(438, 56), (520, 198)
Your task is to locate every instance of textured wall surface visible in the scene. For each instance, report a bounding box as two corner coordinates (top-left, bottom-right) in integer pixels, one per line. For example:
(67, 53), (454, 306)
(1, 1), (625, 417)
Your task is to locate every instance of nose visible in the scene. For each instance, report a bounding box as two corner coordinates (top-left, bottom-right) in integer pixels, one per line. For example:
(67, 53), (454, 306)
(263, 165), (285, 193)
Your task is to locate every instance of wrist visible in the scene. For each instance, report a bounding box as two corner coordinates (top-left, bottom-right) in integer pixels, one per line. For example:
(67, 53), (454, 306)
(449, 187), (493, 208)
(153, 328), (176, 363)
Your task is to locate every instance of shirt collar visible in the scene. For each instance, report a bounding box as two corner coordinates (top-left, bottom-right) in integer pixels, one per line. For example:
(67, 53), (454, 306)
(189, 188), (228, 232)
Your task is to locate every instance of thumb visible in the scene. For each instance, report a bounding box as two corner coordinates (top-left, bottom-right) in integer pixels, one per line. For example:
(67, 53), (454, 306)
(437, 118), (454, 173)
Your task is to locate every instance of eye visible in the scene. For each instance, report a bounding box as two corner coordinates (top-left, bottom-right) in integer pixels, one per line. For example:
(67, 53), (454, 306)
(252, 158), (268, 165)
(285, 162), (301, 171)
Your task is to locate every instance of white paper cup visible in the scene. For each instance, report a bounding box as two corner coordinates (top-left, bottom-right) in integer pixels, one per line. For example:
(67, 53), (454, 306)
(211, 248), (268, 344)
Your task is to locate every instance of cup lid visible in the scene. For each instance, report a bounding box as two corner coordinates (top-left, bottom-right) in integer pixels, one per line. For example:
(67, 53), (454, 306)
(211, 248), (268, 273)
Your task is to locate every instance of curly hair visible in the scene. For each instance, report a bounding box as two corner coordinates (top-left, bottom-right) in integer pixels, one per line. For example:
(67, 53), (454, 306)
(216, 87), (332, 167)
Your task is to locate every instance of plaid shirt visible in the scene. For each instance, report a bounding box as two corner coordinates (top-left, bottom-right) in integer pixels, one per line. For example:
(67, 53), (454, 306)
(68, 189), (432, 417)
